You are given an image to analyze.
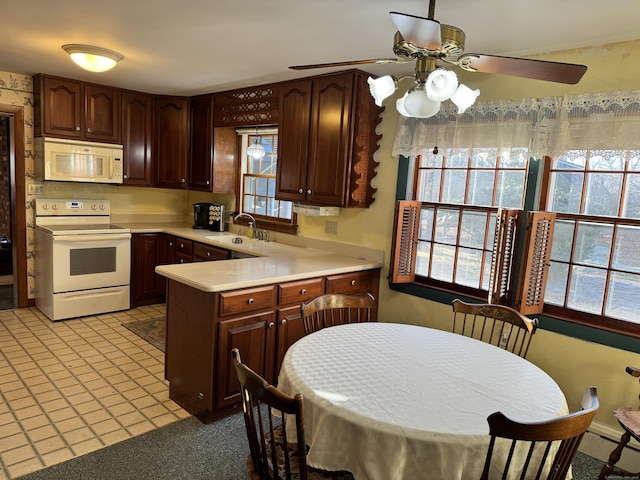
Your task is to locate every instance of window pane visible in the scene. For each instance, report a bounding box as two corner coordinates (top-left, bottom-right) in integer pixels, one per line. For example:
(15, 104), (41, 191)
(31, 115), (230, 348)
(496, 170), (525, 208)
(622, 174), (640, 218)
(254, 197), (267, 216)
(567, 265), (606, 315)
(500, 148), (529, 168)
(482, 251), (492, 291)
(447, 149), (469, 167)
(549, 219), (575, 262)
(545, 262), (569, 306)
(554, 151), (586, 169)
(548, 172), (583, 213)
(628, 151), (640, 171)
(612, 225), (640, 273)
(244, 176), (255, 194)
(456, 247), (483, 288)
(416, 242), (431, 276)
(431, 244), (455, 282)
(573, 222), (613, 267)
(417, 170), (441, 202)
(442, 171), (467, 203)
(589, 150), (625, 171)
(459, 211), (486, 248)
(470, 149), (497, 168)
(420, 153), (443, 168)
(256, 177), (268, 196)
(467, 171), (494, 206)
(434, 209), (459, 244)
(605, 272), (640, 323)
(419, 207), (434, 241)
(583, 173), (622, 216)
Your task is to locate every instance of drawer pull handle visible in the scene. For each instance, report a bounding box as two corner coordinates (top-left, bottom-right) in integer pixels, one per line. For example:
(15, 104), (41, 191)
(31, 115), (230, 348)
(268, 322), (275, 328)
(281, 319), (287, 326)
(301, 289), (307, 295)
(180, 243), (184, 248)
(206, 252), (211, 257)
(350, 280), (356, 286)
(248, 298), (254, 304)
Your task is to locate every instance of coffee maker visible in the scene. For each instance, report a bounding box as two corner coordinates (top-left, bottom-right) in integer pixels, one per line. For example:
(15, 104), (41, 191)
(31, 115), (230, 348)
(193, 203), (225, 231)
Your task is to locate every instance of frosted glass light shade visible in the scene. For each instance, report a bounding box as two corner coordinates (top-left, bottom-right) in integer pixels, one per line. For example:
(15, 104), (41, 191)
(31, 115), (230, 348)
(450, 84), (480, 113)
(396, 93), (412, 117)
(62, 44), (123, 72)
(247, 137), (266, 160)
(425, 69), (459, 101)
(367, 75), (397, 106)
(402, 86), (441, 118)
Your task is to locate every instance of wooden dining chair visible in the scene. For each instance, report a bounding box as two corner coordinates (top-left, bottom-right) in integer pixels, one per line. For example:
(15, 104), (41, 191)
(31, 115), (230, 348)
(231, 348), (353, 480)
(481, 386), (599, 480)
(451, 299), (538, 358)
(598, 366), (640, 479)
(300, 293), (375, 335)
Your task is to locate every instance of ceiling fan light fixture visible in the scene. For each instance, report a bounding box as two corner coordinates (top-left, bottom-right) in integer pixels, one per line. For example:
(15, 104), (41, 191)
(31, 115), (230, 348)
(247, 136), (266, 161)
(402, 84), (441, 118)
(450, 83), (480, 114)
(425, 69), (458, 101)
(367, 75), (398, 107)
(62, 44), (123, 72)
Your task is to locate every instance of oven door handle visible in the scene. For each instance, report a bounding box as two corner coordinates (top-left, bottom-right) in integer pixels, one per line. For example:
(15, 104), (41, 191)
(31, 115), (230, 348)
(53, 234), (132, 242)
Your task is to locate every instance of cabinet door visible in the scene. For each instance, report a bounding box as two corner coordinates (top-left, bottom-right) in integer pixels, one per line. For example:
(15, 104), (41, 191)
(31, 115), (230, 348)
(307, 73), (354, 206)
(122, 91), (153, 186)
(216, 311), (276, 408)
(130, 233), (165, 307)
(189, 95), (214, 191)
(84, 84), (120, 143)
(154, 96), (189, 189)
(276, 79), (312, 202)
(39, 76), (82, 139)
(275, 305), (306, 380)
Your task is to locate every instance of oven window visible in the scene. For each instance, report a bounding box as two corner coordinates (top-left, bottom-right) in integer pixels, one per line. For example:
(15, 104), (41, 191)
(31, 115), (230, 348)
(70, 247), (116, 275)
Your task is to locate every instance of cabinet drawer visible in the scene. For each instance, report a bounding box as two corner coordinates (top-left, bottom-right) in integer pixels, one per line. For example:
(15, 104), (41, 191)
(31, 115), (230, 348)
(175, 252), (192, 264)
(194, 243), (230, 262)
(219, 286), (276, 316)
(279, 278), (325, 306)
(326, 270), (375, 294)
(175, 238), (193, 255)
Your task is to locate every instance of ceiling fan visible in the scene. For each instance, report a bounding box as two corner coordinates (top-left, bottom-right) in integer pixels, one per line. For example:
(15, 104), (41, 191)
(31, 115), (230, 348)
(289, 0), (588, 86)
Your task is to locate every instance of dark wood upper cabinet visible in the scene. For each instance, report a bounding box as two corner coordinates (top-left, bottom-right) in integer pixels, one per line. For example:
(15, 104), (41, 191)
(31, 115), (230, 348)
(276, 70), (383, 208)
(121, 91), (153, 186)
(34, 74), (121, 143)
(189, 95), (214, 191)
(154, 95), (189, 189)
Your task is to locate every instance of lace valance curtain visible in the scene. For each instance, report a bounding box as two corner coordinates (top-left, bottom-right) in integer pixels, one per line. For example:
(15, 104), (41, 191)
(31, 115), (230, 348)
(391, 90), (640, 159)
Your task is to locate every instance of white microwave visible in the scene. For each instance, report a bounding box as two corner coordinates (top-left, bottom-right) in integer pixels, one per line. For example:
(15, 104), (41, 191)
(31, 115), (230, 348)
(35, 137), (124, 184)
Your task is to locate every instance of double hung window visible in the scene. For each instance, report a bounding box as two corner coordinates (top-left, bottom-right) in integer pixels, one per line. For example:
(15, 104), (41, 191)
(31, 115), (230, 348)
(390, 92), (640, 337)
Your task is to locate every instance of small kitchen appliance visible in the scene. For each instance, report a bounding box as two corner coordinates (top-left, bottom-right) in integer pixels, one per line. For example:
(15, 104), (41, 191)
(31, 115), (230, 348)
(193, 203), (225, 231)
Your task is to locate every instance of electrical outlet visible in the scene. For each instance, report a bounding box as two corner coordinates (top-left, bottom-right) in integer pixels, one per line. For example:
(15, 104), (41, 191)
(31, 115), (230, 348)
(325, 221), (338, 235)
(28, 183), (45, 196)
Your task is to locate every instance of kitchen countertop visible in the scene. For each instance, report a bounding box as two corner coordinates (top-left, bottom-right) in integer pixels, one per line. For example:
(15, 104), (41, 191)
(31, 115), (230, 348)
(116, 222), (383, 293)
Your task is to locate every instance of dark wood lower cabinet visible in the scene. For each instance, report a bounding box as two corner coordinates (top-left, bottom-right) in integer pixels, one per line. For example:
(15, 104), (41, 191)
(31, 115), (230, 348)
(164, 268), (380, 423)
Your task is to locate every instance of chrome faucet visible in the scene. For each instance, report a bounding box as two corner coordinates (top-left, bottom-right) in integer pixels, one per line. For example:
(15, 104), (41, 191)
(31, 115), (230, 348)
(234, 212), (270, 242)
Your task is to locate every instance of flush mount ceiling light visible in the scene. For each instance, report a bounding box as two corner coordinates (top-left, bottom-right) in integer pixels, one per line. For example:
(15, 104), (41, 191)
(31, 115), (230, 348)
(62, 44), (124, 72)
(367, 57), (480, 119)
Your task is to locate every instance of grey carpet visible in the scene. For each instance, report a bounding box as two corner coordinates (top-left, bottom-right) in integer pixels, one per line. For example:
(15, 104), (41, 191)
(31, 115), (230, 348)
(121, 317), (166, 352)
(14, 409), (607, 479)
(16, 413), (249, 480)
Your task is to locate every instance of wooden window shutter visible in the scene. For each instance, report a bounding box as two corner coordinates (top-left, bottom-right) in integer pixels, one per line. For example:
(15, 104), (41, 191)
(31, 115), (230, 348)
(389, 200), (420, 284)
(515, 211), (556, 315)
(488, 209), (521, 305)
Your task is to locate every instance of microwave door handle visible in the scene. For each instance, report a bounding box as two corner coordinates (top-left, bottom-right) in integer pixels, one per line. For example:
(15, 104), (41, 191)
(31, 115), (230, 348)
(53, 234), (132, 242)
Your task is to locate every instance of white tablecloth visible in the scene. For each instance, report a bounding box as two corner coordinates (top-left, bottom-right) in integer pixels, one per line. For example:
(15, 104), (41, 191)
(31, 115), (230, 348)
(277, 322), (568, 480)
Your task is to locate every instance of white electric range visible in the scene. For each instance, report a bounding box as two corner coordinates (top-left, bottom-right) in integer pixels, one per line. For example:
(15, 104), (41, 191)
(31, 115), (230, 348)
(35, 199), (131, 321)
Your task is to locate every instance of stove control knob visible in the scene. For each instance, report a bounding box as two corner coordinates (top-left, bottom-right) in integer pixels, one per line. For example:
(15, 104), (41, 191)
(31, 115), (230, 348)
(42, 204), (49, 210)
(51, 204), (58, 210)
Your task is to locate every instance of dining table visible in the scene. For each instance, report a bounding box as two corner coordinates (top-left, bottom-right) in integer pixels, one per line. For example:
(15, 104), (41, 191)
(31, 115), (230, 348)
(276, 322), (569, 480)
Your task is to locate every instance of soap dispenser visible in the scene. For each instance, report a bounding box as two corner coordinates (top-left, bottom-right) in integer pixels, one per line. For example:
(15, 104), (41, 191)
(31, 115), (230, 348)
(247, 222), (254, 239)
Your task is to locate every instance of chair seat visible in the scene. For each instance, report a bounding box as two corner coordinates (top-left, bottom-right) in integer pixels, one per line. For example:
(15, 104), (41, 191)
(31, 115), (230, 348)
(614, 406), (640, 438)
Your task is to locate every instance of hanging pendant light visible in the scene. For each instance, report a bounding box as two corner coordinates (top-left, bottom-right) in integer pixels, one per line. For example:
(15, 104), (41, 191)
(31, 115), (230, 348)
(247, 135), (266, 161)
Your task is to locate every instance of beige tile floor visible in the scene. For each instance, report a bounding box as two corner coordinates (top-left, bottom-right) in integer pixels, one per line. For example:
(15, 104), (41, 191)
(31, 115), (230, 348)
(0, 304), (190, 480)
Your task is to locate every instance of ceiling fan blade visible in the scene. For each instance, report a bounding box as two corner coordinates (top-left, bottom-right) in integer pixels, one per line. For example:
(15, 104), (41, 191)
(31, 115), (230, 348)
(289, 58), (401, 70)
(389, 12), (442, 51)
(458, 54), (587, 85)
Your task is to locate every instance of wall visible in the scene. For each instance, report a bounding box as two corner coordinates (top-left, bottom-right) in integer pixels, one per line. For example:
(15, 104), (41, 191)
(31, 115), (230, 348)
(5, 38), (640, 431)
